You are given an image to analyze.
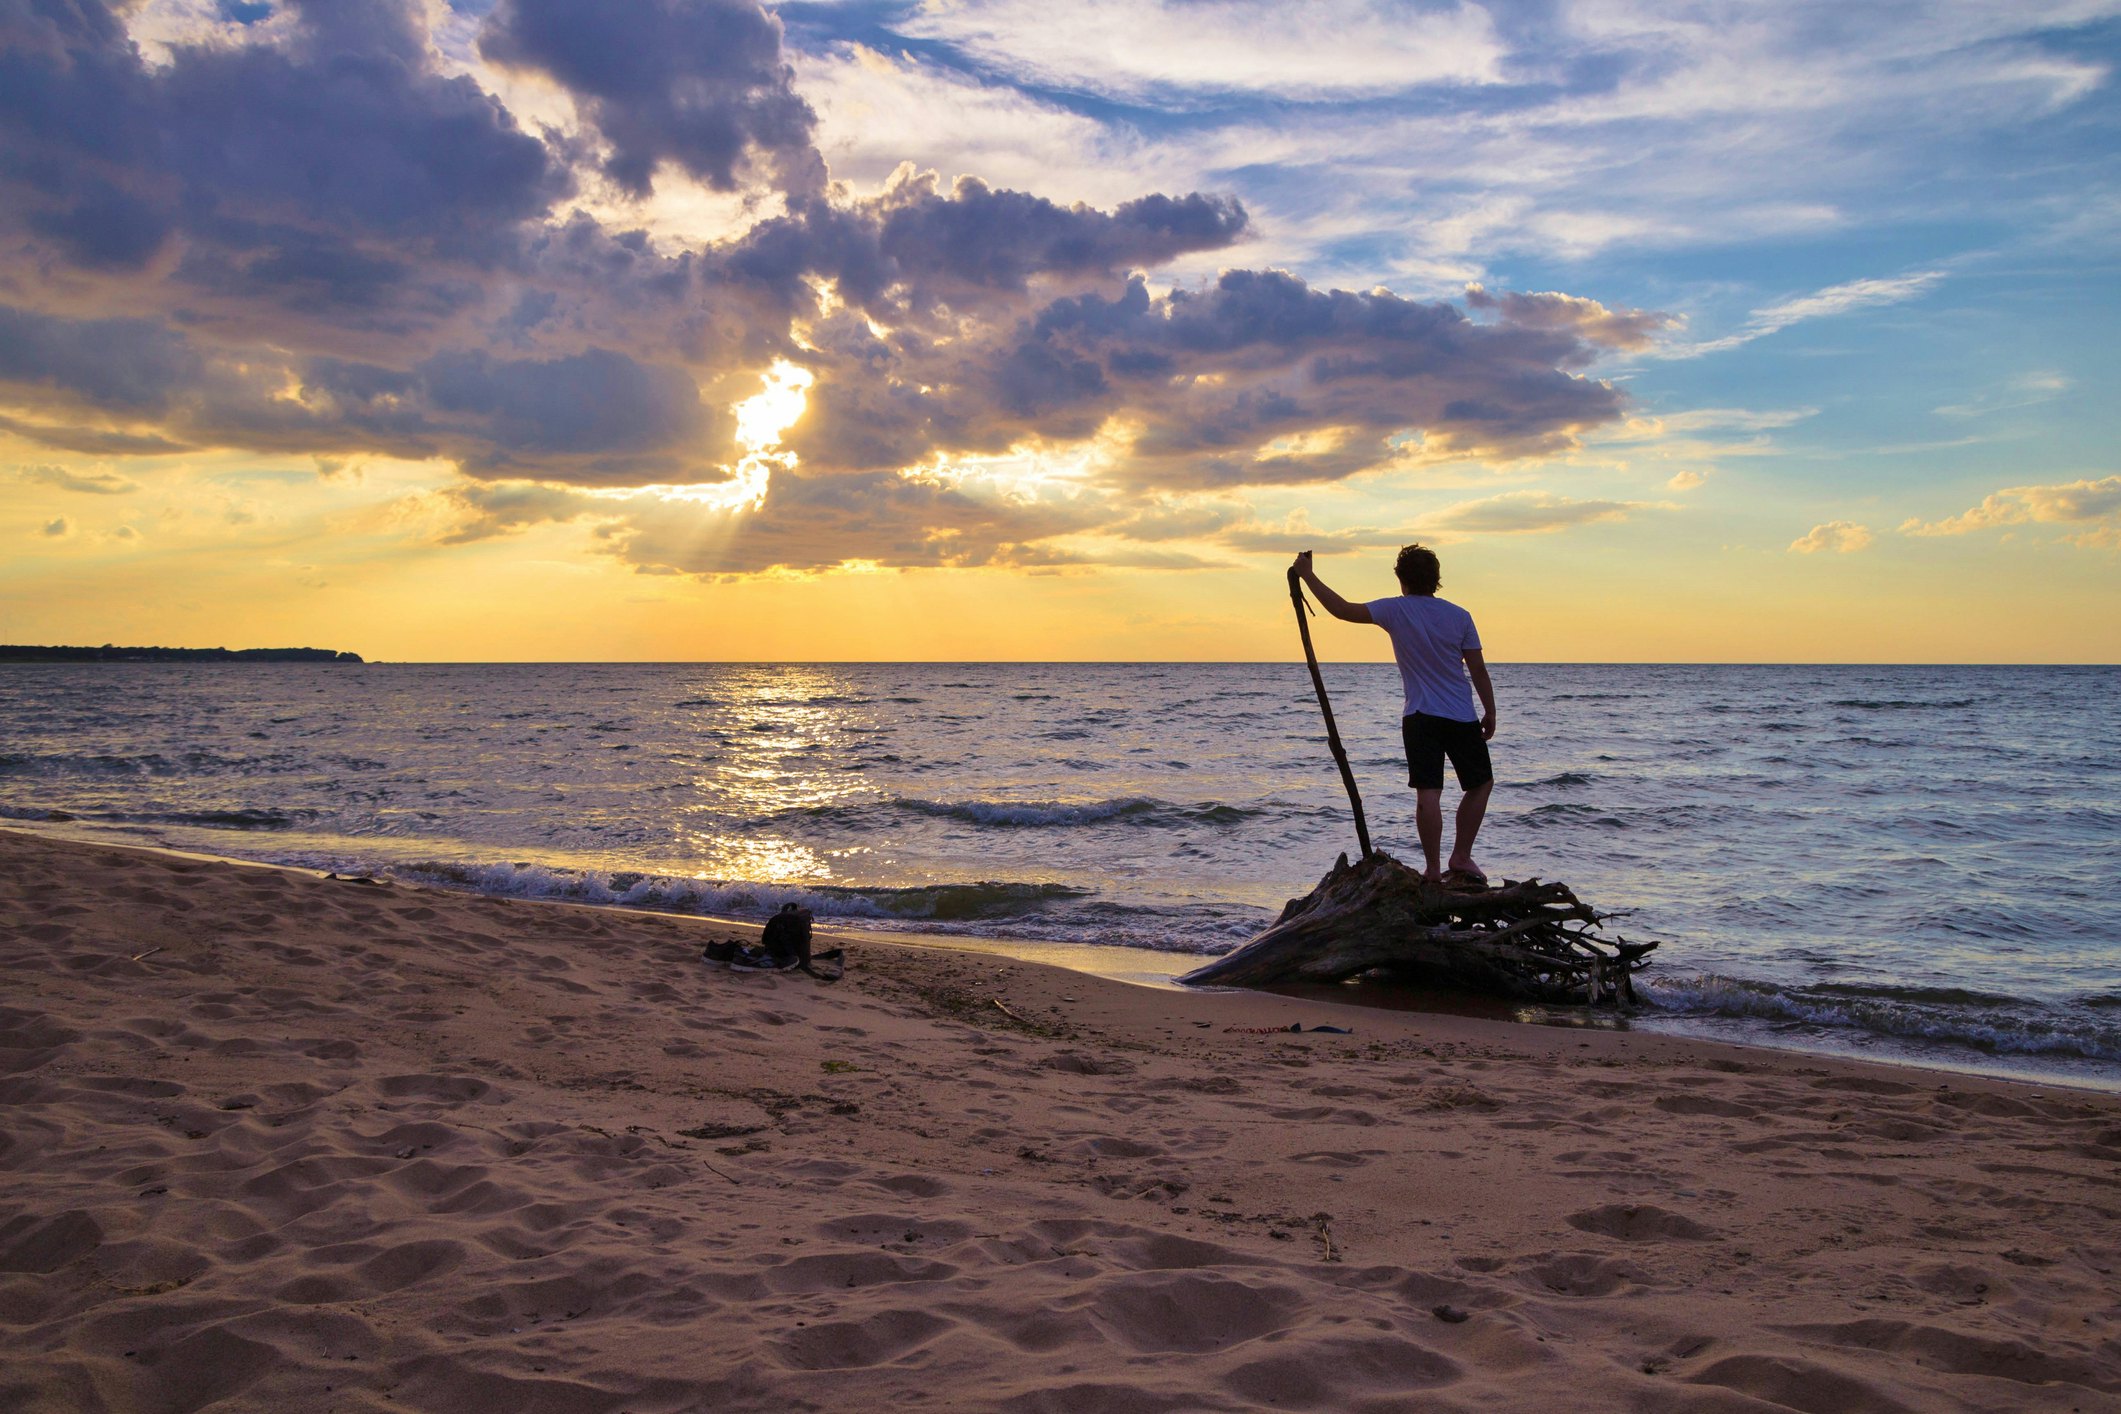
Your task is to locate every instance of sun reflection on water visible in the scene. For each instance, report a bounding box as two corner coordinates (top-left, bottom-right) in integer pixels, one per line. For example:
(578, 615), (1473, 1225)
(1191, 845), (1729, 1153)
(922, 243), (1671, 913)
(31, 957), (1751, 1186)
(671, 665), (881, 883)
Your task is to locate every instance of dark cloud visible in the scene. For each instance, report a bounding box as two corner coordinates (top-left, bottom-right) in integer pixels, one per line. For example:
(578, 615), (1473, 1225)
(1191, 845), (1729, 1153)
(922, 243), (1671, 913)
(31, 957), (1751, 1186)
(0, 0), (565, 333)
(0, 306), (201, 414)
(786, 269), (1631, 488)
(1463, 284), (1673, 360)
(438, 481), (604, 544)
(480, 0), (821, 196)
(721, 172), (1248, 321)
(0, 302), (733, 482)
(414, 347), (723, 476)
(0, 0), (1649, 576)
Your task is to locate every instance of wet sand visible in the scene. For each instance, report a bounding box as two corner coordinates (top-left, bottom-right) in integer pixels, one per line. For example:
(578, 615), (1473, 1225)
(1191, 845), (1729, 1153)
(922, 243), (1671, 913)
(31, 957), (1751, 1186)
(2, 828), (2117, 1412)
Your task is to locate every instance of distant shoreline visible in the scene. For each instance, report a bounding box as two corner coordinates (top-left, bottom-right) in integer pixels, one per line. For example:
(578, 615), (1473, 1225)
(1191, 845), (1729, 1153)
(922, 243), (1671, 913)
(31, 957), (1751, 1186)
(0, 645), (363, 663)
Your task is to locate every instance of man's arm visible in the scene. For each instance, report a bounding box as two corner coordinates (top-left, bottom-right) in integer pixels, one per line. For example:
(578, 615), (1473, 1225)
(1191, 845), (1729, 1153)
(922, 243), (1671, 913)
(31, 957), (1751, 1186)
(1290, 551), (1372, 624)
(1464, 649), (1497, 740)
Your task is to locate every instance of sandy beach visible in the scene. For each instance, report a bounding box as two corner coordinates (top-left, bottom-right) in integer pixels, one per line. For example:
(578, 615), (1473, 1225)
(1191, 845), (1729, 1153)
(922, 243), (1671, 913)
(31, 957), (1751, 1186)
(2, 827), (2117, 1413)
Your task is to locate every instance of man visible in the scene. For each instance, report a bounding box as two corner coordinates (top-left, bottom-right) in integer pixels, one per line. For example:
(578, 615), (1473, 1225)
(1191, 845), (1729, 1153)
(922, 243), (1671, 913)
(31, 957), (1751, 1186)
(1292, 545), (1497, 886)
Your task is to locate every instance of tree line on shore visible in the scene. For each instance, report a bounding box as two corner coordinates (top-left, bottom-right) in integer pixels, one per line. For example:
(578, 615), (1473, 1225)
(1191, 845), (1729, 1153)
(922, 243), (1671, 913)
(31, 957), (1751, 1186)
(0, 645), (363, 663)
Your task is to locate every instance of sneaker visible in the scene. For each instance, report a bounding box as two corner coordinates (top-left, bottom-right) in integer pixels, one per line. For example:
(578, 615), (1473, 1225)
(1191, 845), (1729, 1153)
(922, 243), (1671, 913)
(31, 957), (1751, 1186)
(702, 940), (739, 967)
(730, 948), (798, 972)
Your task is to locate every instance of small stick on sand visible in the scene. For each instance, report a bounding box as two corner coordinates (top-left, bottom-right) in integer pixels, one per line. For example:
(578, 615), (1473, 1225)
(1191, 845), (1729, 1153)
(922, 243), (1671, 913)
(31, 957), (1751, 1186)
(129, 946), (163, 962)
(1312, 1213), (1340, 1263)
(700, 1158), (742, 1185)
(992, 999), (1029, 1024)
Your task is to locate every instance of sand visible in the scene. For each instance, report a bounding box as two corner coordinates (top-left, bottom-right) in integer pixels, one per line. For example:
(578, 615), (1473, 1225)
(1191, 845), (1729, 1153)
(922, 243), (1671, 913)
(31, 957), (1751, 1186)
(1, 829), (2117, 1413)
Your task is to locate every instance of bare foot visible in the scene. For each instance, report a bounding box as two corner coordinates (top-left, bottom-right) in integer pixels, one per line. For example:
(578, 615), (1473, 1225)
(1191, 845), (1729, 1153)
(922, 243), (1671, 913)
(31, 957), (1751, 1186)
(1445, 856), (1485, 882)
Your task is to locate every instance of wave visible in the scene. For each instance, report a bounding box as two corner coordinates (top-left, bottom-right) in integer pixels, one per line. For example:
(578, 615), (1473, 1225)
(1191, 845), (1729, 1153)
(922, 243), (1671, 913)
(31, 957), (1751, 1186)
(387, 859), (1092, 924)
(1641, 972), (2121, 1062)
(1524, 771), (1594, 788)
(1831, 698), (1977, 711)
(890, 796), (1270, 829)
(123, 807), (317, 831)
(0, 749), (289, 778)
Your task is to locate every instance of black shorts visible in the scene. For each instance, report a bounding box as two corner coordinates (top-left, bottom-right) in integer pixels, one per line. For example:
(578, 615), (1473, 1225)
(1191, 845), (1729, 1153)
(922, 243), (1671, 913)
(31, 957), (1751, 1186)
(1403, 712), (1493, 791)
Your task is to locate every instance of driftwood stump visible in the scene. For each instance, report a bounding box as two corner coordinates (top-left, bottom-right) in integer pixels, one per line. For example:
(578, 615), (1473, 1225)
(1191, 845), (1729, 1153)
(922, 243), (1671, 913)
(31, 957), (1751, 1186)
(1178, 850), (1658, 1007)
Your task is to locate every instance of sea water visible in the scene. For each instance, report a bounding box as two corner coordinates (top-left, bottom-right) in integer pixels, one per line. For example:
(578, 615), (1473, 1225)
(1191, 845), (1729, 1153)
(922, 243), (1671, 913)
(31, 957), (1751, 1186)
(2, 662), (2115, 1087)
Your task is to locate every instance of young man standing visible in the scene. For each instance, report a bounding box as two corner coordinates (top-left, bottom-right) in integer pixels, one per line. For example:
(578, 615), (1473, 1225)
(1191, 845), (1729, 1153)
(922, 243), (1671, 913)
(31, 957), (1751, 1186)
(1291, 546), (1497, 886)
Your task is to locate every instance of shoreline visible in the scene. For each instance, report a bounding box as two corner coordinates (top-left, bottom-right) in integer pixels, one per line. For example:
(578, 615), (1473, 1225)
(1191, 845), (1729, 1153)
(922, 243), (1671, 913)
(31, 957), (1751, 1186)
(7, 820), (2114, 1096)
(4, 827), (2119, 1410)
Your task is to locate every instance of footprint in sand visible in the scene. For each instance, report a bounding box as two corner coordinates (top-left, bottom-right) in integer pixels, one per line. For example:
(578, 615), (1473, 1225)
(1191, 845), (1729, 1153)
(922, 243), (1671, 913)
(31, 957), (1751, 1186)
(1565, 1203), (1716, 1241)
(771, 1308), (954, 1370)
(1287, 1149), (1384, 1168)
(1518, 1252), (1652, 1297)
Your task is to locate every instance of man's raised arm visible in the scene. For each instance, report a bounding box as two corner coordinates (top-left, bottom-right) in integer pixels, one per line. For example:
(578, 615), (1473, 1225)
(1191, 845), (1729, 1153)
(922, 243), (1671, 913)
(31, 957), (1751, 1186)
(1291, 551), (1373, 624)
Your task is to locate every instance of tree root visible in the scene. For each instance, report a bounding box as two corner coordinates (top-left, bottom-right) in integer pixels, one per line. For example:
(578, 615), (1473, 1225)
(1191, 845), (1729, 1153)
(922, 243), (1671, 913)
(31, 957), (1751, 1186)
(1178, 850), (1658, 1007)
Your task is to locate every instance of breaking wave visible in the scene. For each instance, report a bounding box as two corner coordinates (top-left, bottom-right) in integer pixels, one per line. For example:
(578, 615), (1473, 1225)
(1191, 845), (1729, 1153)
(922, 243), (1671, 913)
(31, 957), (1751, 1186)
(1641, 972), (2121, 1063)
(888, 796), (1273, 829)
(390, 860), (1095, 923)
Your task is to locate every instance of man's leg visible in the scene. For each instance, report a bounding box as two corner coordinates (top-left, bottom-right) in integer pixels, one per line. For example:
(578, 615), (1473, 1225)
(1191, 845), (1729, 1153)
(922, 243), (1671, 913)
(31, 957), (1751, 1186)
(1448, 780), (1492, 876)
(1415, 787), (1444, 880)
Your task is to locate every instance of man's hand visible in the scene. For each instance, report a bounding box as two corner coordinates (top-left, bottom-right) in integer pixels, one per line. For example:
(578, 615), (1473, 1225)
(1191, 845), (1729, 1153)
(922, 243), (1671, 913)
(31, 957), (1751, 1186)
(1291, 550), (1313, 579)
(1480, 710), (1497, 741)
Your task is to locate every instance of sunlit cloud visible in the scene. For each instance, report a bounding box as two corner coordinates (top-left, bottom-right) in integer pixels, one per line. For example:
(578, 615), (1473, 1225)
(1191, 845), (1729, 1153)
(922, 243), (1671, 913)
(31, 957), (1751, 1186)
(1427, 490), (1645, 535)
(1789, 521), (1875, 554)
(1901, 475), (2121, 547)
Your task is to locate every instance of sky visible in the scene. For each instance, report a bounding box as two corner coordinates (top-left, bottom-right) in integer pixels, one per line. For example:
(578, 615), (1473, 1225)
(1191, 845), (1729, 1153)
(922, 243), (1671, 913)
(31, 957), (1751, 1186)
(1, 0), (2116, 662)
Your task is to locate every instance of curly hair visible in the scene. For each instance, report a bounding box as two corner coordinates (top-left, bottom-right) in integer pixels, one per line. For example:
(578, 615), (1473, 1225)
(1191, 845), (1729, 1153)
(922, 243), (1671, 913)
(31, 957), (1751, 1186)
(1394, 543), (1441, 594)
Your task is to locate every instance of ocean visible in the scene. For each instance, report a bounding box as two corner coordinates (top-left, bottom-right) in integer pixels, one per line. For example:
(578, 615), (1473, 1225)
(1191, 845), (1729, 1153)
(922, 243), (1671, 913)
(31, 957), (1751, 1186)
(2, 662), (2115, 1088)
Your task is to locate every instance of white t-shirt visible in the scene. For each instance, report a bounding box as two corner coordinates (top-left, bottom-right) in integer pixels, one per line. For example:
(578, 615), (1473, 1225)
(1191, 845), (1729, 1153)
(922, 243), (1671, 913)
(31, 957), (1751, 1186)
(1366, 594), (1482, 721)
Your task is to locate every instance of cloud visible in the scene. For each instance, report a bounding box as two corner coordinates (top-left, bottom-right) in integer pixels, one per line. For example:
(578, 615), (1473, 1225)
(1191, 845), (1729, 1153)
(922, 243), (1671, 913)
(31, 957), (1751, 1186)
(1900, 476), (2121, 546)
(41, 516), (71, 537)
(19, 464), (140, 495)
(1427, 491), (1641, 535)
(1464, 285), (1674, 355)
(789, 269), (1635, 490)
(1673, 271), (1948, 357)
(793, 44), (1163, 206)
(0, 0), (1661, 578)
(1934, 371), (2073, 419)
(479, 0), (822, 196)
(897, 0), (1506, 102)
(1667, 470), (1709, 491)
(0, 413), (193, 456)
(1789, 521), (1874, 554)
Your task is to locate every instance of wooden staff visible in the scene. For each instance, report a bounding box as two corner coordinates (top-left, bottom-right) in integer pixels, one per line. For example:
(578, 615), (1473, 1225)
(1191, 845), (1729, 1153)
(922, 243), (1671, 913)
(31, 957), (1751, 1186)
(1288, 566), (1373, 860)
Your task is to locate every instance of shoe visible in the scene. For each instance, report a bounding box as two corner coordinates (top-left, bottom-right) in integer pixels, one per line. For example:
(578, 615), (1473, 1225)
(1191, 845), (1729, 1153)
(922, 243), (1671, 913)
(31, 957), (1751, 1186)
(731, 949), (799, 973)
(702, 940), (739, 967)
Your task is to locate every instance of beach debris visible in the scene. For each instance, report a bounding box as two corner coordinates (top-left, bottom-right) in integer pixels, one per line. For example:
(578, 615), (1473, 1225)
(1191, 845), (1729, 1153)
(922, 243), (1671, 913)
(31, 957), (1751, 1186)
(1432, 1303), (1470, 1324)
(1312, 1212), (1340, 1263)
(1178, 850), (1657, 1007)
(1223, 1023), (1355, 1035)
(128, 946), (163, 962)
(992, 999), (1030, 1024)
